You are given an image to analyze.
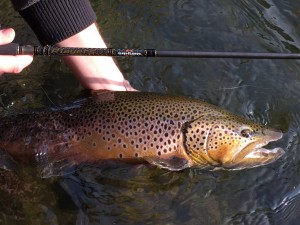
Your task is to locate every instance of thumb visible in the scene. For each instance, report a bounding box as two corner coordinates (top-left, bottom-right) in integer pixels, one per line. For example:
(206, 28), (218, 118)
(0, 28), (15, 45)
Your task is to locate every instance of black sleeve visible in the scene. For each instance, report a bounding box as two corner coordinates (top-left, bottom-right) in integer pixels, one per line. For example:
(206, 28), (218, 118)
(10, 0), (97, 45)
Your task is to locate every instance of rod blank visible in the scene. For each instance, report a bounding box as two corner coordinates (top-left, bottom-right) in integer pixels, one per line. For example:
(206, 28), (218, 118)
(1, 43), (300, 59)
(156, 50), (300, 59)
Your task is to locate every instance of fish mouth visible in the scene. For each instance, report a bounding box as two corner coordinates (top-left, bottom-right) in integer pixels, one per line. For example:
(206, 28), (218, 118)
(228, 129), (285, 169)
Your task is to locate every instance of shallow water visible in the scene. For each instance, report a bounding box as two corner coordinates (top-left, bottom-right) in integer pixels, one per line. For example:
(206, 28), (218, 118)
(0, 0), (300, 224)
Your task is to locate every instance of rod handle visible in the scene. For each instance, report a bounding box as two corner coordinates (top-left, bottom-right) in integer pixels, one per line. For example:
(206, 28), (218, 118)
(0, 43), (34, 55)
(0, 43), (19, 55)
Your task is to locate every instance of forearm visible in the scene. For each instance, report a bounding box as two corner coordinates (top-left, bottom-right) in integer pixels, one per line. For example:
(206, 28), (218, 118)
(57, 23), (129, 91)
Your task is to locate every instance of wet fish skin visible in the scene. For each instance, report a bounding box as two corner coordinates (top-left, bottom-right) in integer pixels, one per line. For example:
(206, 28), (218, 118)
(0, 91), (284, 173)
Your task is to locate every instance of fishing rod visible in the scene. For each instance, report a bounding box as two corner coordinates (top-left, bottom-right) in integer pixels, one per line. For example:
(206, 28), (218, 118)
(1, 43), (300, 59)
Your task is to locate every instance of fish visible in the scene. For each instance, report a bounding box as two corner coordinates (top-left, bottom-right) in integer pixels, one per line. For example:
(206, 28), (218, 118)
(0, 91), (284, 177)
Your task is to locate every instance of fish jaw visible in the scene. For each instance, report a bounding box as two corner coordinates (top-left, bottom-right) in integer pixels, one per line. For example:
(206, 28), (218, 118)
(221, 128), (284, 169)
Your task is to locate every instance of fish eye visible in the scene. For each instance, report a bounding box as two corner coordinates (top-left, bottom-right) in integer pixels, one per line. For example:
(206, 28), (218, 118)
(240, 129), (253, 138)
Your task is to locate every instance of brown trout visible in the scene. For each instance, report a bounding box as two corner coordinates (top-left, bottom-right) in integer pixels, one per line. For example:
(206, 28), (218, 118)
(0, 91), (284, 176)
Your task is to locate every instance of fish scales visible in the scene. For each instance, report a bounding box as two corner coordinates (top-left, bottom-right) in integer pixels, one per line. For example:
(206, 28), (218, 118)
(0, 91), (284, 173)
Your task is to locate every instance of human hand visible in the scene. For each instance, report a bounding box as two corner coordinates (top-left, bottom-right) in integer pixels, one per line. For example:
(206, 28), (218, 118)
(58, 24), (138, 91)
(0, 28), (33, 75)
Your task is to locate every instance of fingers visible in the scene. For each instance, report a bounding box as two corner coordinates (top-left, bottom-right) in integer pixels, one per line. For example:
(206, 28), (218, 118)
(0, 28), (33, 75)
(123, 79), (139, 91)
(0, 55), (33, 74)
(0, 28), (15, 45)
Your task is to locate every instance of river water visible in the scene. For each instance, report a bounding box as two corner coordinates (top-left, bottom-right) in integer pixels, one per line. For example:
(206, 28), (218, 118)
(0, 0), (300, 224)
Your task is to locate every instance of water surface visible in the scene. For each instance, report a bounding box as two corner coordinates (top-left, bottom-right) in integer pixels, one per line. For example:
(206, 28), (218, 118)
(0, 0), (300, 224)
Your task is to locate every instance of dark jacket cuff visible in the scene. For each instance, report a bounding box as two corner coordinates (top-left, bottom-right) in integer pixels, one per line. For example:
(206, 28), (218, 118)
(17, 0), (96, 45)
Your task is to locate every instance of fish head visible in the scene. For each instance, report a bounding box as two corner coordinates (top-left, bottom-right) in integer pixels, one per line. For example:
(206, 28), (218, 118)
(182, 114), (284, 170)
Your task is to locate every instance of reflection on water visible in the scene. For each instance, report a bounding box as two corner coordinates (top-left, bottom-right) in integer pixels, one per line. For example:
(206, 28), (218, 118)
(0, 0), (300, 224)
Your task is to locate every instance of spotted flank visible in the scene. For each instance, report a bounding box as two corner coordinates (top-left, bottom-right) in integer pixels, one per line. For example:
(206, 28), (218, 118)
(0, 91), (284, 176)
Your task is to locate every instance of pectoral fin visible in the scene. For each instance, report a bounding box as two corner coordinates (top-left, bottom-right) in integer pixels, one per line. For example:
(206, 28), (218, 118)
(143, 156), (190, 171)
(0, 149), (18, 171)
(34, 141), (87, 178)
